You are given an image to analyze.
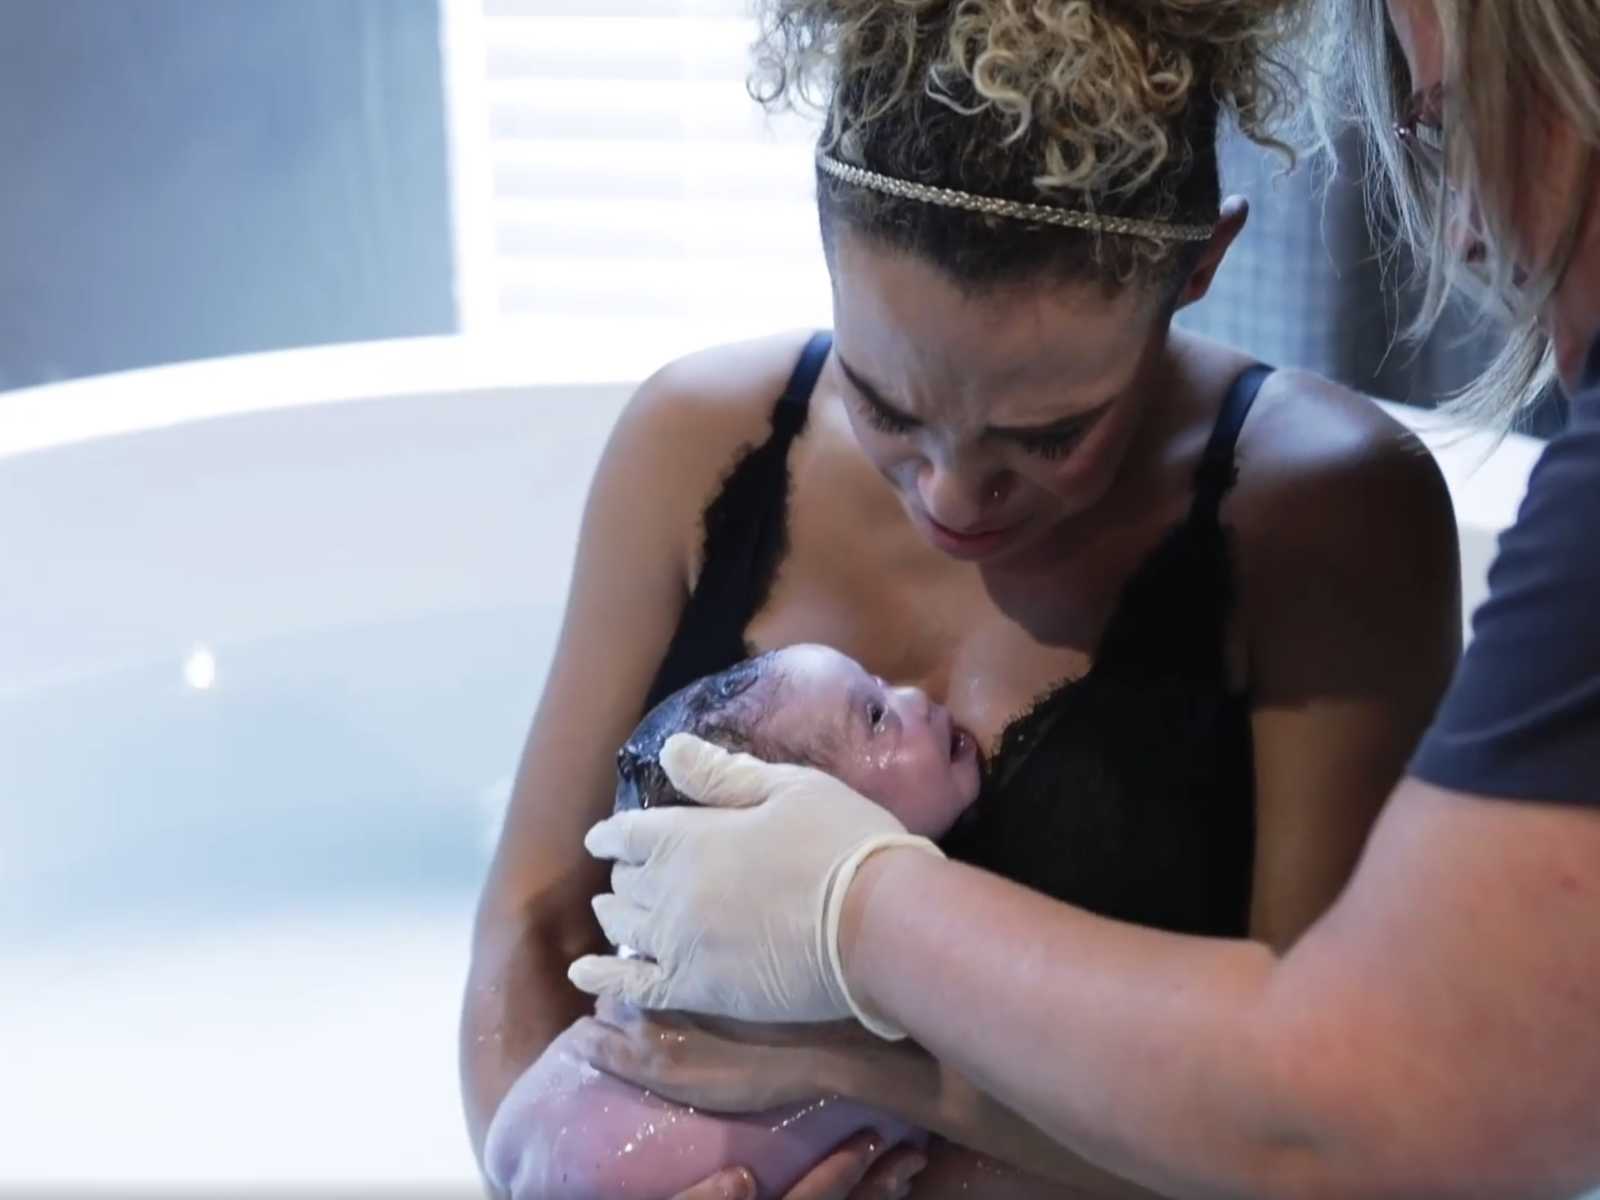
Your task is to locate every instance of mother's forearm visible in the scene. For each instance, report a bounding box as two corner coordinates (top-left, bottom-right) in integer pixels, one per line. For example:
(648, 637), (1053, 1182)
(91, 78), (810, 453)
(838, 852), (1307, 1200)
(461, 901), (605, 1161)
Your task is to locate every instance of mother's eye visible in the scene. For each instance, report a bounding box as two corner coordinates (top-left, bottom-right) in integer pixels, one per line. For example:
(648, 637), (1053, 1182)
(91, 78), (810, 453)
(1013, 427), (1085, 461)
(848, 390), (917, 436)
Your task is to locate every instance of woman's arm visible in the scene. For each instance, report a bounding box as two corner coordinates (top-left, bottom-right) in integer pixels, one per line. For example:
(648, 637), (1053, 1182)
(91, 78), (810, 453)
(581, 732), (1600, 1197)
(833, 1044), (1163, 1198)
(1233, 380), (1461, 950)
(838, 779), (1600, 1200)
(460, 337), (800, 1158)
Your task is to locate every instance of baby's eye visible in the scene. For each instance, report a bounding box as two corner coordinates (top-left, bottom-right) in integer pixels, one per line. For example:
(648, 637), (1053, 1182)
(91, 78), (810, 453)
(867, 701), (887, 732)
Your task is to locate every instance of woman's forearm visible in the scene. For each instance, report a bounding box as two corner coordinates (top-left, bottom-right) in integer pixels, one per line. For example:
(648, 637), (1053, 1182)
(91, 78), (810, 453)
(837, 851), (1300, 1200)
(829, 1039), (1165, 1196)
(461, 902), (604, 1161)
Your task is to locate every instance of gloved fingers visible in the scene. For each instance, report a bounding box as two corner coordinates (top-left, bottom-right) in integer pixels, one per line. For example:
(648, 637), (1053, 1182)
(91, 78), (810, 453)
(591, 892), (657, 957)
(660, 732), (791, 809)
(610, 861), (662, 908)
(568, 953), (673, 1009)
(585, 808), (683, 866)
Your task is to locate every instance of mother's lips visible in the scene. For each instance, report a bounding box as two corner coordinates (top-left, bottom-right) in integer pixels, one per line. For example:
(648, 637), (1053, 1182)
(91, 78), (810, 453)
(927, 515), (1016, 540)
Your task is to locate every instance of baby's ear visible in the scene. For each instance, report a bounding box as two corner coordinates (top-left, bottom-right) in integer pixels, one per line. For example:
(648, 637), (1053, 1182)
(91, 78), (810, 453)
(642, 766), (698, 809)
(614, 752), (697, 813)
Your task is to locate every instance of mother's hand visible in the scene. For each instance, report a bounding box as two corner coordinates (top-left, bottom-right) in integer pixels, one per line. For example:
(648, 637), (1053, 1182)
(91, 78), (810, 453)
(571, 999), (880, 1113)
(670, 1134), (928, 1200)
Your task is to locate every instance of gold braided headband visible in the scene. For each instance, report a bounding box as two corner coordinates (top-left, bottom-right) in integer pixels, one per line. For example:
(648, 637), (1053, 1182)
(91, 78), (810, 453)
(816, 152), (1216, 244)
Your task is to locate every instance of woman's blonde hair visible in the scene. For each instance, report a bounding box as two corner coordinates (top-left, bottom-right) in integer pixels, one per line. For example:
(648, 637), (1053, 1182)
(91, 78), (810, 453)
(751, 0), (1303, 292)
(1313, 0), (1600, 425)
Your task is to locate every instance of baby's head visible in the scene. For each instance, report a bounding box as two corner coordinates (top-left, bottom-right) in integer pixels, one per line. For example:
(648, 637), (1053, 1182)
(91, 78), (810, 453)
(617, 645), (981, 839)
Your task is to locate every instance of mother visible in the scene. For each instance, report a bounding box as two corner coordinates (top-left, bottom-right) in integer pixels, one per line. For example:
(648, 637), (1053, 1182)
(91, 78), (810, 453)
(464, 0), (1459, 1195)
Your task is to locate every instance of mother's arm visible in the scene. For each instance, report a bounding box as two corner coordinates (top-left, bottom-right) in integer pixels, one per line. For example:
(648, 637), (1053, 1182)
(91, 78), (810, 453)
(459, 339), (797, 1159)
(1233, 380), (1460, 951)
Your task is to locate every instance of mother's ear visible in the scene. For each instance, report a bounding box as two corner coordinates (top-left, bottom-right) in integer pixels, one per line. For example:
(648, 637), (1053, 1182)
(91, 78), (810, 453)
(1173, 194), (1249, 311)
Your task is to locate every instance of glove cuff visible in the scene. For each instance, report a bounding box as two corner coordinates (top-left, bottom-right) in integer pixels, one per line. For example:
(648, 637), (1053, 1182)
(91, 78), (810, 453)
(822, 834), (946, 1041)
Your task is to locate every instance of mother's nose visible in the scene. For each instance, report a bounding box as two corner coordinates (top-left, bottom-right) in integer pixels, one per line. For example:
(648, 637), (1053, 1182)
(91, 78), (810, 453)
(915, 461), (1008, 532)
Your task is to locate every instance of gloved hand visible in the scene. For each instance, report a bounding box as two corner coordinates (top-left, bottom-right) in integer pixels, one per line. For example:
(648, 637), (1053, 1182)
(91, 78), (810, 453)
(567, 733), (945, 1039)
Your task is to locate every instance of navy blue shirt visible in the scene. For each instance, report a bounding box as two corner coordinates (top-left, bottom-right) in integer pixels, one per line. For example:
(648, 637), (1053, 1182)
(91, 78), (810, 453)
(1411, 339), (1600, 803)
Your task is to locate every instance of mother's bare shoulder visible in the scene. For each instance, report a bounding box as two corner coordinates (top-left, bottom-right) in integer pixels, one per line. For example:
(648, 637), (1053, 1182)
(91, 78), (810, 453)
(603, 331), (828, 573)
(620, 330), (825, 484)
(1228, 368), (1456, 569)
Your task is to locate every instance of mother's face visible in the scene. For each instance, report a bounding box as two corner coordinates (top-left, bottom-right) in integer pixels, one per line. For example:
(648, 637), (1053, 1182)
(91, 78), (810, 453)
(828, 230), (1171, 565)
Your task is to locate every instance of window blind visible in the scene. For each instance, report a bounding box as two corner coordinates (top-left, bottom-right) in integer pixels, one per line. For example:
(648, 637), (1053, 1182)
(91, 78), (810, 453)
(446, 0), (832, 356)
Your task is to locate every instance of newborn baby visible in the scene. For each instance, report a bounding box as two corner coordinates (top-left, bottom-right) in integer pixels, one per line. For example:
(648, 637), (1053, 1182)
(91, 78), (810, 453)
(485, 644), (982, 1199)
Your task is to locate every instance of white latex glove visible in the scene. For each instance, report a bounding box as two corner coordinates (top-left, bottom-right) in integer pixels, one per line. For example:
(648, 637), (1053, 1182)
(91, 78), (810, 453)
(567, 732), (945, 1039)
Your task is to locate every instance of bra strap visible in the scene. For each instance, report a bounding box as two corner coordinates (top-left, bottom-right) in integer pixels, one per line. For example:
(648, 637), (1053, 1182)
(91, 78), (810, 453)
(1192, 363), (1272, 515)
(771, 331), (833, 438)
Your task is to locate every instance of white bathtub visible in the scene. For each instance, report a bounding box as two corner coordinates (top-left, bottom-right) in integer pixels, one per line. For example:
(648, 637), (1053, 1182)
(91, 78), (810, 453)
(0, 336), (1540, 1192)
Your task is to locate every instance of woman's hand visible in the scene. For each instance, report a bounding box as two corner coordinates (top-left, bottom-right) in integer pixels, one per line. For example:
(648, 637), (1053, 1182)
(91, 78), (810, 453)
(570, 733), (943, 1033)
(571, 997), (883, 1113)
(669, 1134), (928, 1200)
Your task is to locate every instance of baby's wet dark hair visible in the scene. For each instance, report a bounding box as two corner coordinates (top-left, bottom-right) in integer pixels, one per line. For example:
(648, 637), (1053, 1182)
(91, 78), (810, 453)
(614, 654), (831, 813)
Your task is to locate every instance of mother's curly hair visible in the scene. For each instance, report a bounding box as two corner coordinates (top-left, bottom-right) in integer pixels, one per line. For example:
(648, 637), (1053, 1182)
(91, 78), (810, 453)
(752, 0), (1304, 291)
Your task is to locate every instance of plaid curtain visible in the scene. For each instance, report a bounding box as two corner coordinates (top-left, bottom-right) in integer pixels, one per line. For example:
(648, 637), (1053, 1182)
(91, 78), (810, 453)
(1177, 126), (1510, 415)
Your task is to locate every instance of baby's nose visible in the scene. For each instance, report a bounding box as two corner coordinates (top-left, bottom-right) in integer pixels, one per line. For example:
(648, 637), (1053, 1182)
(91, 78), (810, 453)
(893, 684), (933, 720)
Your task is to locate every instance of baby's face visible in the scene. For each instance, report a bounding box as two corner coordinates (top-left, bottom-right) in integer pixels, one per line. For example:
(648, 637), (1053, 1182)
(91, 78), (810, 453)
(759, 645), (981, 838)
